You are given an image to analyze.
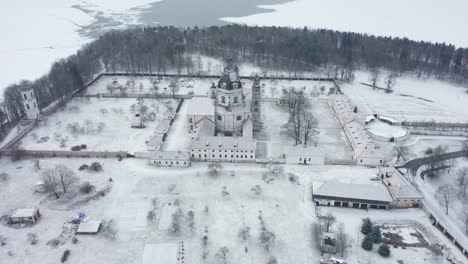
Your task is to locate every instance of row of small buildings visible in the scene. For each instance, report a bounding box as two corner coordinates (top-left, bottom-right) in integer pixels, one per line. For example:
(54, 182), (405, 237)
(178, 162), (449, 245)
(328, 95), (387, 166)
(313, 166), (423, 209)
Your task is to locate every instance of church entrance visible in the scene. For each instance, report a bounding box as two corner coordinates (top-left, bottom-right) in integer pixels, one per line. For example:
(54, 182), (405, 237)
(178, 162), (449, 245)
(303, 159), (307, 165)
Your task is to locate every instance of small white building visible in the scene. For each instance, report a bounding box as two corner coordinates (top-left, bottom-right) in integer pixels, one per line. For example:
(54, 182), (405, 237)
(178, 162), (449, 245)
(76, 220), (102, 234)
(354, 144), (386, 166)
(131, 114), (144, 128)
(7, 208), (41, 225)
(285, 145), (325, 165)
(149, 151), (191, 167)
(188, 136), (256, 163)
(382, 167), (423, 208)
(155, 119), (171, 135)
(146, 134), (164, 151)
(20, 86), (40, 120)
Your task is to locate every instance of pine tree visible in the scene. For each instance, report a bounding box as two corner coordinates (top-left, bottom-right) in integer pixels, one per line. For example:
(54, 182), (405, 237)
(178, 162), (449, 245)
(361, 218), (373, 235)
(371, 226), (382, 243)
(361, 233), (374, 251)
(378, 243), (390, 257)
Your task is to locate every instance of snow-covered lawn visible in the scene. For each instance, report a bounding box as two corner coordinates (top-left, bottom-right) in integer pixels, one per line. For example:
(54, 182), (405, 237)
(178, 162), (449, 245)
(260, 79), (335, 99)
(16, 97), (176, 153)
(0, 156), (465, 264)
(367, 119), (408, 139)
(84, 75), (218, 97)
(260, 100), (353, 160)
(340, 71), (468, 123)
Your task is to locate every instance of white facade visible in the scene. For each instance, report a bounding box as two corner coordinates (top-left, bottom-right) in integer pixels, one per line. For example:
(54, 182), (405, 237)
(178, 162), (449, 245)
(329, 95), (387, 166)
(188, 136), (256, 163)
(149, 151), (191, 167)
(21, 88), (40, 119)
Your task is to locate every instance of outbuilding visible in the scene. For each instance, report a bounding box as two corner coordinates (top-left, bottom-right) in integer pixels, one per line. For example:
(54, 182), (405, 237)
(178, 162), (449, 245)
(149, 151), (191, 167)
(7, 208), (41, 225)
(76, 220), (102, 234)
(313, 182), (393, 209)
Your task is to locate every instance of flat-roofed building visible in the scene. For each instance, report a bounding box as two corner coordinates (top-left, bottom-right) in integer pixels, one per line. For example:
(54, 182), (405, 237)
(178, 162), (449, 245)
(313, 182), (393, 209)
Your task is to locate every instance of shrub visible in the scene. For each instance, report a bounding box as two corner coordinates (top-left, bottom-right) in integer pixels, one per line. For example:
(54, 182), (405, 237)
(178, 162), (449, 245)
(147, 211), (156, 222)
(0, 173), (9, 182)
(361, 233), (374, 251)
(27, 233), (38, 245)
(79, 182), (95, 194)
(371, 226), (382, 243)
(61, 249), (70, 263)
(71, 237), (78, 244)
(78, 164), (89, 171)
(47, 238), (61, 248)
(89, 162), (103, 172)
(361, 218), (373, 235)
(70, 145), (82, 151)
(0, 235), (7, 246)
(378, 243), (391, 257)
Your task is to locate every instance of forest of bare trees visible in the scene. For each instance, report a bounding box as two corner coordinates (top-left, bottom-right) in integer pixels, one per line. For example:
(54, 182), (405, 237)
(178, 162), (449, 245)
(1, 25), (468, 142)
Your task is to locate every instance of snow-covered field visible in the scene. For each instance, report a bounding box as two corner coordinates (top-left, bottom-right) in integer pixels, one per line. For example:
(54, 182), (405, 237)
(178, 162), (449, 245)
(0, 157), (464, 264)
(340, 71), (468, 123)
(84, 76), (217, 97)
(222, 0), (468, 47)
(16, 97), (176, 153)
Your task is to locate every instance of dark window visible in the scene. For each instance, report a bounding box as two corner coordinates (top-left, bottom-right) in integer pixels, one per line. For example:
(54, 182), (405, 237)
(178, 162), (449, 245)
(217, 115), (222, 121)
(236, 115), (242, 121)
(233, 97), (239, 104)
(26, 104), (30, 110)
(221, 96), (226, 103)
(23, 94), (27, 100)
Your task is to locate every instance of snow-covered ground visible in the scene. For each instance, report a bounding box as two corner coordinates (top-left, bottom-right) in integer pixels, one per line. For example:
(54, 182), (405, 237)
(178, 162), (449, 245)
(16, 97), (176, 153)
(0, 157), (464, 264)
(367, 119), (408, 139)
(0, 0), (161, 96)
(340, 71), (468, 123)
(222, 0), (468, 48)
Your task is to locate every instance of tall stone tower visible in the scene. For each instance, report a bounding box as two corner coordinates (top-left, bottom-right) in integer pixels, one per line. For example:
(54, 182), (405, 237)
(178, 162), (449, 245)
(20, 86), (40, 119)
(252, 75), (262, 131)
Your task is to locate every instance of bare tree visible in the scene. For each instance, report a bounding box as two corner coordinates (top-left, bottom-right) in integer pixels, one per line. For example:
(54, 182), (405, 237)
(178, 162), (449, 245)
(369, 67), (381, 89)
(56, 165), (78, 194)
(207, 162), (223, 177)
(42, 168), (62, 199)
(424, 146), (448, 178)
(446, 158), (457, 174)
(215, 247), (230, 264)
(463, 206), (468, 235)
(456, 167), (468, 197)
(336, 222), (353, 257)
(300, 111), (318, 146)
(435, 184), (455, 215)
(384, 73), (397, 93)
(393, 144), (409, 163)
(322, 212), (336, 232)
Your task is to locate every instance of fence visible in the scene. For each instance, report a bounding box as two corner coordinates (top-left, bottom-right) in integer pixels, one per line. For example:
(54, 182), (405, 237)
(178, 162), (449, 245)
(0, 149), (127, 159)
(324, 159), (357, 165)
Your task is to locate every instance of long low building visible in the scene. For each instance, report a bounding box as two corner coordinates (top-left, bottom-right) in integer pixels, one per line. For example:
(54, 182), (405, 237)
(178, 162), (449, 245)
(313, 182), (394, 209)
(188, 136), (256, 162)
(329, 95), (386, 166)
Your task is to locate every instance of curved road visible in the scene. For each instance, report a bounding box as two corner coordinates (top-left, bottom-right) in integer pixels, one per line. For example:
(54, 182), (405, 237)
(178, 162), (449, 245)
(397, 150), (468, 176)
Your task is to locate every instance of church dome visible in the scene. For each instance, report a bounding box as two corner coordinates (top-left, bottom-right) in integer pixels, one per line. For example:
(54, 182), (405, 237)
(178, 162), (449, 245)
(217, 57), (242, 90)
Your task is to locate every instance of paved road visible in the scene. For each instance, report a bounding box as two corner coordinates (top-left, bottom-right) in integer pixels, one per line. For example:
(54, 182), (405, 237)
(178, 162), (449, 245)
(397, 150), (468, 176)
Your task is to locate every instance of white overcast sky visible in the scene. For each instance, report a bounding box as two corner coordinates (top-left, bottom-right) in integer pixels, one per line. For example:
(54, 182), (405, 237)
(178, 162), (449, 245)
(223, 0), (468, 48)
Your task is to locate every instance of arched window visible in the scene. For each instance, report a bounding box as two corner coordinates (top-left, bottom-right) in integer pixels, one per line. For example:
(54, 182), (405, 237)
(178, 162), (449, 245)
(221, 96), (226, 103)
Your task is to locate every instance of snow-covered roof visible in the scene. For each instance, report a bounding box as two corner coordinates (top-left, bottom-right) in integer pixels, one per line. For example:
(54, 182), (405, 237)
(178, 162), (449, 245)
(216, 98), (252, 114)
(379, 115), (398, 124)
(77, 220), (102, 234)
(9, 208), (38, 218)
(314, 182), (393, 203)
(155, 119), (171, 135)
(188, 136), (256, 151)
(142, 243), (178, 264)
(151, 151), (190, 161)
(193, 117), (215, 137)
(384, 168), (423, 200)
(286, 145), (324, 157)
(187, 98), (215, 116)
(147, 134), (164, 146)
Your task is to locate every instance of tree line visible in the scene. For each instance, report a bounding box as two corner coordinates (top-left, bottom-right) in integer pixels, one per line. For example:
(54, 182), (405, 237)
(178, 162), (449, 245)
(1, 25), (468, 141)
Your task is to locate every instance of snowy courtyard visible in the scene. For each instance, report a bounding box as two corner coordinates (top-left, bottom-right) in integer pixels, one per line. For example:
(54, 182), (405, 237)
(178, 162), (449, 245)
(16, 97), (177, 153)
